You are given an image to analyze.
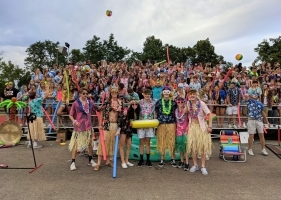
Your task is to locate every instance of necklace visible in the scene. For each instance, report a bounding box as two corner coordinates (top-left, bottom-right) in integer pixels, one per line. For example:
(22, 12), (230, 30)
(175, 108), (186, 124)
(188, 99), (201, 119)
(162, 98), (172, 115)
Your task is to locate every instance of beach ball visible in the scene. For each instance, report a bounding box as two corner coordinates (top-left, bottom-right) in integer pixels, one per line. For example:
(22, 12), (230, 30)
(48, 70), (56, 78)
(205, 113), (217, 122)
(83, 65), (91, 73)
(106, 10), (112, 17)
(235, 54), (243, 61)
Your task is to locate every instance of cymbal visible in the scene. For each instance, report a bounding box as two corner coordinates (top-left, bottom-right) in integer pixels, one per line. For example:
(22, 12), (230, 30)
(0, 121), (22, 145)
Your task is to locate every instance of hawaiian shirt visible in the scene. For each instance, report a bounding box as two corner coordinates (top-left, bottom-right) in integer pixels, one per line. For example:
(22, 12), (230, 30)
(227, 87), (240, 105)
(139, 99), (156, 120)
(155, 99), (177, 124)
(246, 99), (264, 121)
(29, 97), (44, 117)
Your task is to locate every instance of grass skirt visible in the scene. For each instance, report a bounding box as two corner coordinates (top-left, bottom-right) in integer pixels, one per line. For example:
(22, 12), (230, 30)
(97, 123), (117, 157)
(187, 123), (212, 157)
(69, 129), (92, 152)
(27, 117), (46, 141)
(175, 134), (188, 153)
(156, 123), (176, 155)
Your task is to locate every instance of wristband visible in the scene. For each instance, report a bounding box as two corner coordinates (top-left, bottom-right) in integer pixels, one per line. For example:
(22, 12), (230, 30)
(73, 120), (77, 125)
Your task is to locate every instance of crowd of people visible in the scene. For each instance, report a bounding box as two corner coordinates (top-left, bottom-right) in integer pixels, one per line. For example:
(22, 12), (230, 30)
(1, 59), (280, 174)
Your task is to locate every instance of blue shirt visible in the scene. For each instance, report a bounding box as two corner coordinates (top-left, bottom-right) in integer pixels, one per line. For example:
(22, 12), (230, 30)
(246, 99), (264, 121)
(155, 99), (177, 124)
(29, 97), (44, 117)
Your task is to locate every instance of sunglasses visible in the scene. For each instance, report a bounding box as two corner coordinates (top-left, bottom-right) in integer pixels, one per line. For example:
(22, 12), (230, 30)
(176, 101), (185, 104)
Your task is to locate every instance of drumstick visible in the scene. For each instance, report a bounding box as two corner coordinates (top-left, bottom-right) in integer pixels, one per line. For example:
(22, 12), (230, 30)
(42, 107), (56, 131)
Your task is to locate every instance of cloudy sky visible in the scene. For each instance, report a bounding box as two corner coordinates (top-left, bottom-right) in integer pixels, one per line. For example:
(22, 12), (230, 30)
(0, 0), (280, 68)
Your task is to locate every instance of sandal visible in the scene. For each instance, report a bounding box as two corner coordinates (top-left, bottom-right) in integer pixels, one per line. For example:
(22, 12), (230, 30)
(105, 162), (113, 167)
(93, 165), (101, 171)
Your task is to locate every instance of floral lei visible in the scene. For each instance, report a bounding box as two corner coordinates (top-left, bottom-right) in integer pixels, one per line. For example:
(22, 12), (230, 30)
(187, 98), (201, 119)
(77, 98), (91, 114)
(162, 98), (172, 115)
(175, 108), (186, 124)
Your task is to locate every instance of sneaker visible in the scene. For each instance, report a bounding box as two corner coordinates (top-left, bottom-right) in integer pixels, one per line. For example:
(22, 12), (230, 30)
(248, 149), (254, 156)
(33, 145), (42, 148)
(177, 161), (184, 168)
(171, 160), (177, 168)
(228, 124), (232, 128)
(126, 162), (134, 167)
(158, 160), (164, 168)
(184, 163), (190, 171)
(206, 155), (210, 160)
(243, 122), (247, 128)
(137, 160), (144, 167)
(189, 165), (199, 173)
(146, 160), (152, 167)
(261, 149), (268, 156)
(70, 162), (76, 171)
(201, 167), (208, 175)
(233, 124), (238, 129)
(88, 159), (97, 167)
(121, 163), (128, 169)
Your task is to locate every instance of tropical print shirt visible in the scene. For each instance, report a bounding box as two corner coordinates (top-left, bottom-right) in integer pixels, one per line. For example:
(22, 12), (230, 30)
(246, 99), (264, 121)
(155, 99), (177, 124)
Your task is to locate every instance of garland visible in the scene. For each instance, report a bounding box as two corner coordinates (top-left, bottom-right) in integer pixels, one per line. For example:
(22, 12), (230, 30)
(162, 98), (172, 115)
(77, 98), (91, 114)
(175, 108), (186, 124)
(188, 99), (201, 119)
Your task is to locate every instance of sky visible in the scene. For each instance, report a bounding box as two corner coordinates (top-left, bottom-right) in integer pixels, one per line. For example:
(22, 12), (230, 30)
(0, 0), (280, 68)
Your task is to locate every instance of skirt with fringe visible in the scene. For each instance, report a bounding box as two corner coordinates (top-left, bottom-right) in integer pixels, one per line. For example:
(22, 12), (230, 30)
(27, 117), (46, 141)
(156, 123), (176, 155)
(187, 123), (212, 156)
(175, 134), (188, 153)
(97, 123), (117, 157)
(69, 129), (92, 152)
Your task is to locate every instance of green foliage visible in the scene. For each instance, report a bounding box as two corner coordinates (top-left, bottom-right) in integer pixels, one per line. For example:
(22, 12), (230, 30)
(254, 36), (281, 64)
(24, 40), (67, 71)
(142, 36), (165, 62)
(70, 49), (85, 63)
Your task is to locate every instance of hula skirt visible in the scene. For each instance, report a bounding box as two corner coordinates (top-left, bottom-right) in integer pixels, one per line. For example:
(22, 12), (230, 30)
(27, 117), (47, 141)
(187, 123), (212, 157)
(69, 129), (92, 152)
(97, 123), (117, 157)
(175, 134), (188, 153)
(156, 123), (176, 155)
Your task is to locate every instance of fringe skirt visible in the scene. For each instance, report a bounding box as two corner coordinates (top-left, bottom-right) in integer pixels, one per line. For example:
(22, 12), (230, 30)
(175, 134), (188, 153)
(97, 123), (117, 157)
(156, 123), (176, 155)
(69, 129), (92, 152)
(27, 117), (47, 141)
(187, 123), (212, 157)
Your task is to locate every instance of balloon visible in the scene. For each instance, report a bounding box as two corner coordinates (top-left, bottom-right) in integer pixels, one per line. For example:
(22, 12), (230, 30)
(235, 54), (243, 61)
(106, 10), (112, 17)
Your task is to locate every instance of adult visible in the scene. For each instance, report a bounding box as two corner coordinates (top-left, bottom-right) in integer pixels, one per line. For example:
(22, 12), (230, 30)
(68, 88), (98, 171)
(186, 89), (212, 175)
(244, 94), (269, 156)
(155, 86), (178, 167)
(0, 82), (19, 119)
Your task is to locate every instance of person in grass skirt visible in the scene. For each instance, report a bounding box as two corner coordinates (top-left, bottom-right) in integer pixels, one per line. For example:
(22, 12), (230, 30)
(175, 97), (189, 171)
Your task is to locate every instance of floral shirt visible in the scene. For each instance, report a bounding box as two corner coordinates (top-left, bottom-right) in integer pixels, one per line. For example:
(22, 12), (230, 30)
(246, 99), (264, 121)
(227, 87), (240, 105)
(29, 97), (44, 117)
(139, 99), (155, 120)
(155, 99), (177, 124)
(101, 100), (124, 131)
(175, 108), (188, 136)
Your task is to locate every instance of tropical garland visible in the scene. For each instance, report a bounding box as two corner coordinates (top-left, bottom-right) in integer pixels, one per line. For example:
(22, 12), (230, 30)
(77, 98), (91, 114)
(188, 99), (201, 119)
(175, 108), (186, 124)
(162, 98), (172, 115)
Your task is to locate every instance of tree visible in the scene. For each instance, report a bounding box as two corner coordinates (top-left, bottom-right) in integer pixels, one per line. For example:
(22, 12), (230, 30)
(24, 40), (67, 71)
(142, 36), (165, 62)
(254, 36), (281, 64)
(70, 49), (85, 63)
(83, 35), (106, 64)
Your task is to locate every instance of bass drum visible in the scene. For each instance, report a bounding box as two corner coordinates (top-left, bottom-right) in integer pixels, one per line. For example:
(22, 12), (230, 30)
(0, 121), (22, 145)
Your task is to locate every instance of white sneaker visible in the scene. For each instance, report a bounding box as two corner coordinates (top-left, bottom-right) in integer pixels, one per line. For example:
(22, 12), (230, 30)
(33, 145), (42, 149)
(126, 162), (134, 167)
(248, 149), (254, 156)
(89, 159), (97, 167)
(261, 149), (268, 156)
(243, 122), (247, 128)
(233, 124), (238, 129)
(70, 162), (76, 171)
(228, 124), (232, 128)
(121, 163), (128, 169)
(206, 155), (210, 160)
(201, 167), (208, 175)
(189, 165), (199, 172)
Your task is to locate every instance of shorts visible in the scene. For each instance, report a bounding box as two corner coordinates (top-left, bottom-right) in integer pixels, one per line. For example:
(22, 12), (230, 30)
(247, 120), (264, 134)
(137, 128), (154, 139)
(226, 106), (238, 115)
(242, 106), (248, 116)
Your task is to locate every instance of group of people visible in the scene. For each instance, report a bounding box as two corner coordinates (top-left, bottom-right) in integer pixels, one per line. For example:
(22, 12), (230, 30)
(0, 59), (279, 174)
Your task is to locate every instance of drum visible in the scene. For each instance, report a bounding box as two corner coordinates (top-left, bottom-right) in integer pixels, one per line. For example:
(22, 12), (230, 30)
(0, 121), (22, 145)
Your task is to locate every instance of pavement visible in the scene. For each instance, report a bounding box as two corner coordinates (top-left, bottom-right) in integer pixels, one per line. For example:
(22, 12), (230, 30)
(0, 139), (280, 200)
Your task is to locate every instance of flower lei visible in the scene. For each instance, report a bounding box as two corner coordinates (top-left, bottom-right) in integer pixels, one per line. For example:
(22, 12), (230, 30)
(175, 108), (186, 124)
(162, 98), (172, 115)
(188, 99), (201, 119)
(77, 98), (90, 114)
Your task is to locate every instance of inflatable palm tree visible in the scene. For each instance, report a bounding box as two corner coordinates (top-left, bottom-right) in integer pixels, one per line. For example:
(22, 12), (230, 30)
(0, 97), (27, 121)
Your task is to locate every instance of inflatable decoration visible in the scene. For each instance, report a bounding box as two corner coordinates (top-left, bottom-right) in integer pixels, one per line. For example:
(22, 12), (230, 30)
(48, 70), (56, 78)
(235, 54), (243, 61)
(106, 10), (112, 17)
(130, 119), (159, 129)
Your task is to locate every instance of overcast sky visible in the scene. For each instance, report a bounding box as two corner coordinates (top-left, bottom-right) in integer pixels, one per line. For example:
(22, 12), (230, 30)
(0, 0), (280, 68)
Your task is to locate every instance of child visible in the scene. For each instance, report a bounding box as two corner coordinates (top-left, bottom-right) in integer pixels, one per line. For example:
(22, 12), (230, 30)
(137, 88), (156, 167)
(175, 97), (189, 171)
(120, 99), (140, 168)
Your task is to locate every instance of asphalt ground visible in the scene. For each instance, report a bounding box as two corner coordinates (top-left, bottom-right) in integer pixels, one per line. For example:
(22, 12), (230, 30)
(0, 139), (280, 200)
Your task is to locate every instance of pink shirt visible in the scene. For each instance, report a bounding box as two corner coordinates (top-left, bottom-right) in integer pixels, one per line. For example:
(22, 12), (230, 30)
(70, 99), (96, 132)
(187, 100), (210, 132)
(175, 109), (188, 136)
